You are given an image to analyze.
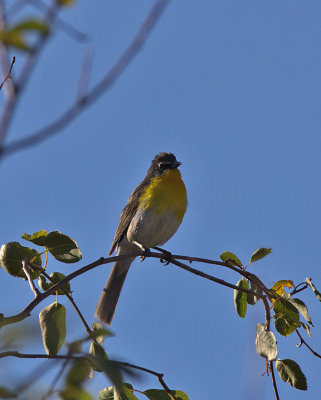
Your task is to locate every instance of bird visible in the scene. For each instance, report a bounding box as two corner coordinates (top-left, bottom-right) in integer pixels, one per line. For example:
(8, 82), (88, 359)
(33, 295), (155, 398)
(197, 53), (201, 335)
(94, 152), (187, 325)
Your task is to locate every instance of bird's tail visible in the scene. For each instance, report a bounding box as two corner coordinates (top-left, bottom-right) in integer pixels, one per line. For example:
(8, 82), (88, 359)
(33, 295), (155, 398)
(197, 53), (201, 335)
(94, 257), (134, 325)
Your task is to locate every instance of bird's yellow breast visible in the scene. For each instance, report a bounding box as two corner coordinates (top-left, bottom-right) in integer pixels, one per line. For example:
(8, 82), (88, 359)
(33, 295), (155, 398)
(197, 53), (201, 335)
(138, 169), (187, 221)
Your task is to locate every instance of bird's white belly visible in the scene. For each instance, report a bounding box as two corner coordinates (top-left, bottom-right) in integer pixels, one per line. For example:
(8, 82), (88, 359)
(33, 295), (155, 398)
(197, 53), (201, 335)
(127, 208), (182, 249)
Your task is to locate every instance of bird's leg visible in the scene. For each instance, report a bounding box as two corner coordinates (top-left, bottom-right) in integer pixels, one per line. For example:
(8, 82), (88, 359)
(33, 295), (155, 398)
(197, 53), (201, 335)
(153, 246), (173, 266)
(133, 241), (151, 261)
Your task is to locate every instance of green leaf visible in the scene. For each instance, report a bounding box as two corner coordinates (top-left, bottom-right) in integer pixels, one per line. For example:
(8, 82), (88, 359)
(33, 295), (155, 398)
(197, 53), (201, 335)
(276, 359), (307, 390)
(273, 298), (300, 336)
(58, 0), (77, 6)
(143, 389), (190, 400)
(255, 323), (277, 361)
(60, 386), (93, 400)
(22, 230), (47, 246)
(234, 278), (249, 318)
(0, 30), (29, 50)
(39, 302), (66, 355)
(305, 278), (321, 302)
(66, 359), (91, 385)
(38, 272), (71, 295)
(0, 386), (16, 398)
(220, 251), (242, 267)
(44, 231), (82, 263)
(283, 294), (313, 326)
(250, 248), (272, 263)
(11, 18), (50, 34)
(247, 281), (262, 305)
(0, 242), (42, 279)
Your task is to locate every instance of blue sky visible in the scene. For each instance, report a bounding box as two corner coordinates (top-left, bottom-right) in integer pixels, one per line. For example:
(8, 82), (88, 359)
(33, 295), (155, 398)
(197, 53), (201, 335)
(1, 1), (321, 399)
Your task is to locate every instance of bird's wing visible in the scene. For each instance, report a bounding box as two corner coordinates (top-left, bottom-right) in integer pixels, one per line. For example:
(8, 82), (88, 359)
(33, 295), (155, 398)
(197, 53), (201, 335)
(109, 178), (150, 255)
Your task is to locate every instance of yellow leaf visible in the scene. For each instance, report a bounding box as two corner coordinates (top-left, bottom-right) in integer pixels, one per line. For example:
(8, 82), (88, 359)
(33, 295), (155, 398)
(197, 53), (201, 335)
(272, 280), (294, 297)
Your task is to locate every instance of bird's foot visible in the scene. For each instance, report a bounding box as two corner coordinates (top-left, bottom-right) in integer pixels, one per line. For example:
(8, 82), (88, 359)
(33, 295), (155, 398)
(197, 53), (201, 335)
(153, 246), (173, 266)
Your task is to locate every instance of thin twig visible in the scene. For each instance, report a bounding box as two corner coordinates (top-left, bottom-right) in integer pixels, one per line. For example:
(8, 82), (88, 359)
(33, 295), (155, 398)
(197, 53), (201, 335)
(269, 361), (280, 400)
(1, 0), (171, 158)
(113, 361), (177, 400)
(22, 260), (40, 297)
(296, 329), (321, 359)
(0, 56), (15, 90)
(0, 0), (16, 100)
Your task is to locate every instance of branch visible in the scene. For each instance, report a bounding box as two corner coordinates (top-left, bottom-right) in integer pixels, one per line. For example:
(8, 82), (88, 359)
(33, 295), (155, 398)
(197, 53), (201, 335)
(0, 251), (262, 329)
(0, 56), (15, 90)
(0, 0), (171, 158)
(269, 361), (280, 400)
(296, 329), (321, 359)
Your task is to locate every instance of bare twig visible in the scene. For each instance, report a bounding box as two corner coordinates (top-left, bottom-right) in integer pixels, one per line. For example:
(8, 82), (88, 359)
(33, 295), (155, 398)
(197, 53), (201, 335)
(269, 361), (280, 400)
(1, 0), (171, 158)
(296, 329), (321, 359)
(0, 0), (15, 99)
(27, 0), (88, 43)
(77, 46), (94, 99)
(0, 0), (58, 148)
(0, 56), (15, 90)
(41, 357), (70, 400)
(22, 260), (40, 297)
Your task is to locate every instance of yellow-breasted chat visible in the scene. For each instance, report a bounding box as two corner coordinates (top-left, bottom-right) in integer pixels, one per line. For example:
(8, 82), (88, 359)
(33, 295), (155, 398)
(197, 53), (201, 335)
(95, 152), (187, 325)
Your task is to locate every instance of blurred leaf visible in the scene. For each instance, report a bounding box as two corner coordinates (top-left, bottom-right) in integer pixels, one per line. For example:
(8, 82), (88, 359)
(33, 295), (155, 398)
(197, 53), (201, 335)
(22, 230), (47, 246)
(58, 0), (77, 6)
(255, 323), (277, 361)
(276, 359), (307, 390)
(60, 386), (93, 400)
(0, 30), (29, 50)
(144, 389), (190, 400)
(0, 386), (16, 398)
(39, 302), (66, 355)
(45, 231), (82, 263)
(89, 343), (108, 372)
(11, 18), (50, 34)
(38, 272), (71, 295)
(0, 242), (42, 279)
(66, 359), (91, 385)
(234, 279), (249, 318)
(305, 278), (321, 302)
(250, 248), (272, 263)
(273, 298), (300, 336)
(272, 280), (293, 297)
(220, 251), (242, 267)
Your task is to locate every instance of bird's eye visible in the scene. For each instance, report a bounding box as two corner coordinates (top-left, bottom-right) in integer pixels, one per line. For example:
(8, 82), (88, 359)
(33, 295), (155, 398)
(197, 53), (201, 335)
(157, 162), (168, 170)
